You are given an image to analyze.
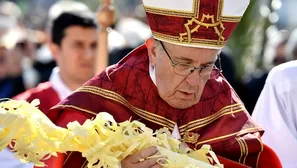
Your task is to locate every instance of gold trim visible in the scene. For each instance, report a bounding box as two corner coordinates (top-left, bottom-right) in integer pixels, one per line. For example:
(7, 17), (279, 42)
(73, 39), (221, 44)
(220, 16), (242, 22)
(181, 109), (242, 135)
(256, 137), (264, 168)
(144, 0), (199, 18)
(80, 86), (175, 124)
(235, 137), (243, 163)
(217, 0), (242, 22)
(144, 0), (242, 22)
(180, 104), (241, 128)
(153, 31), (226, 48)
(182, 132), (200, 144)
(242, 138), (249, 164)
(225, 136), (249, 164)
(180, 104), (244, 134)
(180, 108), (243, 135)
(55, 105), (98, 116)
(218, 0), (224, 20)
(194, 127), (262, 147)
(81, 161), (87, 168)
(75, 86), (175, 130)
(63, 152), (73, 166)
(79, 87), (175, 127)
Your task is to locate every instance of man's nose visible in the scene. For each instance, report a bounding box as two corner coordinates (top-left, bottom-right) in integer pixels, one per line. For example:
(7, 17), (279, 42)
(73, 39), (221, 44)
(84, 48), (94, 59)
(185, 69), (200, 86)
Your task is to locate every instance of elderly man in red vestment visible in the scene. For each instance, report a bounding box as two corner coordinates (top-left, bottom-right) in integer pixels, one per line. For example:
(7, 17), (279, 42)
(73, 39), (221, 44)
(48, 0), (282, 168)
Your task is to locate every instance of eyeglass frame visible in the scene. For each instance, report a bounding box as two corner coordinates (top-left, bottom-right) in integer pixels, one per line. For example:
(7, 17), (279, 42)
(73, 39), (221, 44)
(158, 40), (222, 79)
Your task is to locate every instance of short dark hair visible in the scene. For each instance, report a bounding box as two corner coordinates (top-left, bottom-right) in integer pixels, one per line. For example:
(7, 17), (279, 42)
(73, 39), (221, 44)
(51, 11), (97, 46)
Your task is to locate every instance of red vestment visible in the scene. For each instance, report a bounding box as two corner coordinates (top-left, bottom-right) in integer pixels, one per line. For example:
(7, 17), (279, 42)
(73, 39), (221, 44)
(49, 45), (281, 168)
(14, 82), (61, 122)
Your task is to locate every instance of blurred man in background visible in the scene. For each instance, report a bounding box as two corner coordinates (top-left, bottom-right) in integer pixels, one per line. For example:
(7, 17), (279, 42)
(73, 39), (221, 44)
(0, 1), (98, 167)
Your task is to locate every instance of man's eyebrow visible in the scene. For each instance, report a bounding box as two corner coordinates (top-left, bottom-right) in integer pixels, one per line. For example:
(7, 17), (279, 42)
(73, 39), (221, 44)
(174, 56), (216, 65)
(201, 61), (216, 66)
(72, 40), (84, 44)
(173, 56), (193, 62)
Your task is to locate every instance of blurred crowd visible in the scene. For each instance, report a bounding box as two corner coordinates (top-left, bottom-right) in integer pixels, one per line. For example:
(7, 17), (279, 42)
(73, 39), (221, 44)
(0, 0), (150, 99)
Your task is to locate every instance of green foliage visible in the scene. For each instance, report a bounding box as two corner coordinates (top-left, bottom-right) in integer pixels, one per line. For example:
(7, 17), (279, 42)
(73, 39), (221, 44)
(226, 0), (259, 78)
(226, 0), (274, 79)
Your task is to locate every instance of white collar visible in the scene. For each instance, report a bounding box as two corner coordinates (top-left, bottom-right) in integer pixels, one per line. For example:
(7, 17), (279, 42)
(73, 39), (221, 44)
(49, 67), (73, 100)
(149, 64), (157, 86)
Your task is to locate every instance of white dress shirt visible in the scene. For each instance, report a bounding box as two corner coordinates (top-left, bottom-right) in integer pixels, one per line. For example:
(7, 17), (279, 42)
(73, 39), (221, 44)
(50, 67), (73, 100)
(0, 67), (72, 168)
(252, 61), (297, 168)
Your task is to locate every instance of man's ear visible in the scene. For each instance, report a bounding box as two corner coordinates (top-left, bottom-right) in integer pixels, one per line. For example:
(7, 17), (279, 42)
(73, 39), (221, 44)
(145, 37), (158, 67)
(48, 42), (60, 62)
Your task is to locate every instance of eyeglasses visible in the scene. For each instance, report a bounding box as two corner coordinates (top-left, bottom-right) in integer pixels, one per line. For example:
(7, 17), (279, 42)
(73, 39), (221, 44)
(159, 41), (222, 80)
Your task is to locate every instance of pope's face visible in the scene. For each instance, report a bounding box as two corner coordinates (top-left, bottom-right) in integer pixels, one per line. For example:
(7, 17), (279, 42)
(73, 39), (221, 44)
(147, 38), (219, 109)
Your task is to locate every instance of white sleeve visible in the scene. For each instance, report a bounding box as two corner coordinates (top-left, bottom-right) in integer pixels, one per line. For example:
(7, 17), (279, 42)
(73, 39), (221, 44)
(252, 72), (297, 168)
(0, 148), (34, 168)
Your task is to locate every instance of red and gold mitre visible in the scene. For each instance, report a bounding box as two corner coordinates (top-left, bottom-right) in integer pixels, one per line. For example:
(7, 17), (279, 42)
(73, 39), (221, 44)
(142, 0), (250, 49)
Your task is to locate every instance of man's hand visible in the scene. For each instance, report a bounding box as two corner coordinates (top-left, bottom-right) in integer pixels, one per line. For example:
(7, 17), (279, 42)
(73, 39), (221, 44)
(96, 0), (114, 29)
(121, 146), (164, 168)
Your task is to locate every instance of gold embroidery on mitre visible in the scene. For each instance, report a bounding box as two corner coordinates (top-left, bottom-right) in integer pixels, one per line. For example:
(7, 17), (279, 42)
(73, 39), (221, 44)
(182, 131), (200, 144)
(179, 14), (225, 45)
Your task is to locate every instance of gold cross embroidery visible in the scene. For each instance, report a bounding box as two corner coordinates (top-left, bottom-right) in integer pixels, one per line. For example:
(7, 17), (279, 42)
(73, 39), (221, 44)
(179, 14), (225, 45)
(182, 131), (200, 144)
